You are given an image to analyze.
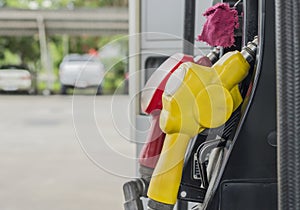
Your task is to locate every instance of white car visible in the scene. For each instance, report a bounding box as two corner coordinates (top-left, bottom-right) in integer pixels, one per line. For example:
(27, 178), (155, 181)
(59, 54), (105, 94)
(0, 65), (32, 93)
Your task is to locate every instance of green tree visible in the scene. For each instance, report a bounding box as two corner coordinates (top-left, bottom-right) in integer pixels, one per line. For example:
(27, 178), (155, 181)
(68, 36), (100, 54)
(2, 0), (127, 9)
(0, 36), (40, 66)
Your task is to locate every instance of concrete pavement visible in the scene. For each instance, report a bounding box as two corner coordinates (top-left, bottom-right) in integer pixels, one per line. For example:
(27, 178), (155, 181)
(0, 95), (136, 210)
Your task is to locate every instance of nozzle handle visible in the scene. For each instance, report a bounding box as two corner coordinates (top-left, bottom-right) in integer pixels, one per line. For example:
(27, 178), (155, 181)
(139, 110), (166, 170)
(147, 133), (190, 205)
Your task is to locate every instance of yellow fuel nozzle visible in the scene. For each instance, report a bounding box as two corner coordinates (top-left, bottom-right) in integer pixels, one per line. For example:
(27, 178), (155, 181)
(147, 38), (258, 208)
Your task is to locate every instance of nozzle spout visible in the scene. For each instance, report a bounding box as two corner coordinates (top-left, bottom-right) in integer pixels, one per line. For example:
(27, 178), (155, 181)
(207, 47), (221, 64)
(241, 36), (258, 63)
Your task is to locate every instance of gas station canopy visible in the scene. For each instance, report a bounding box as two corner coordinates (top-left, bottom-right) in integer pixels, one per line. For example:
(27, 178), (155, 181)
(0, 8), (128, 36)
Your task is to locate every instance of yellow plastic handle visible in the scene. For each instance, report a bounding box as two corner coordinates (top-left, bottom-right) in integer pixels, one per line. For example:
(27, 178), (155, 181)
(147, 51), (250, 206)
(147, 133), (190, 205)
(194, 84), (233, 128)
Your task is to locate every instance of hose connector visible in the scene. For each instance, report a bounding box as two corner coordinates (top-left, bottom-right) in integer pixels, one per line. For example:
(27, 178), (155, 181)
(123, 178), (149, 210)
(147, 199), (174, 210)
(241, 36), (258, 63)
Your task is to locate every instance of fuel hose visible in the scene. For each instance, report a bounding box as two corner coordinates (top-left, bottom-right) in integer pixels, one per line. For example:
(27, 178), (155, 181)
(275, 0), (300, 209)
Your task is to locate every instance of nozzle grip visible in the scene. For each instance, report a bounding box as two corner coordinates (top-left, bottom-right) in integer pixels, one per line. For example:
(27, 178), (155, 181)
(147, 133), (190, 205)
(139, 111), (166, 169)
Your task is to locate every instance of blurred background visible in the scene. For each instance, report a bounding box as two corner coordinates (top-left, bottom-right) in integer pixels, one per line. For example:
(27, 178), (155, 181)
(0, 1), (135, 210)
(0, 0), (129, 95)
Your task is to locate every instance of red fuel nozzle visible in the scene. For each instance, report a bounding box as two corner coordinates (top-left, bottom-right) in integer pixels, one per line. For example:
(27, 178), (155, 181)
(139, 53), (194, 171)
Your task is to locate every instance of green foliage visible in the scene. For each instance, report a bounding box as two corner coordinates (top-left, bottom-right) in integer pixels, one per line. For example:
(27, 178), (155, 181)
(101, 57), (128, 94)
(0, 36), (40, 67)
(69, 36), (100, 54)
(48, 36), (64, 70)
(2, 0), (127, 9)
(0, 50), (20, 65)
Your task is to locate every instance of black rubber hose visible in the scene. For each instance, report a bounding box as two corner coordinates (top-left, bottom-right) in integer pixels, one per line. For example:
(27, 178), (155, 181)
(275, 0), (300, 209)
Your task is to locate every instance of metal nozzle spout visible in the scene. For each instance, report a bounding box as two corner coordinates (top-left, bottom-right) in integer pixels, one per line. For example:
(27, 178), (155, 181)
(207, 47), (221, 64)
(241, 36), (259, 64)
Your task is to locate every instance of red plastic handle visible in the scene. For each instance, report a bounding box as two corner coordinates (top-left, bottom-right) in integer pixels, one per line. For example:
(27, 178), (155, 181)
(139, 110), (166, 169)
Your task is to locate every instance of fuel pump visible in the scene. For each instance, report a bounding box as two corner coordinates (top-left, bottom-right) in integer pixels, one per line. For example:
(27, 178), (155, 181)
(123, 50), (220, 210)
(123, 0), (282, 210)
(147, 37), (258, 210)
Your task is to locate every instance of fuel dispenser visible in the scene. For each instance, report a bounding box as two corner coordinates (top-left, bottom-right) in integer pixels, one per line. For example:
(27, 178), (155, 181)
(147, 37), (258, 210)
(123, 50), (221, 210)
(124, 0), (300, 209)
